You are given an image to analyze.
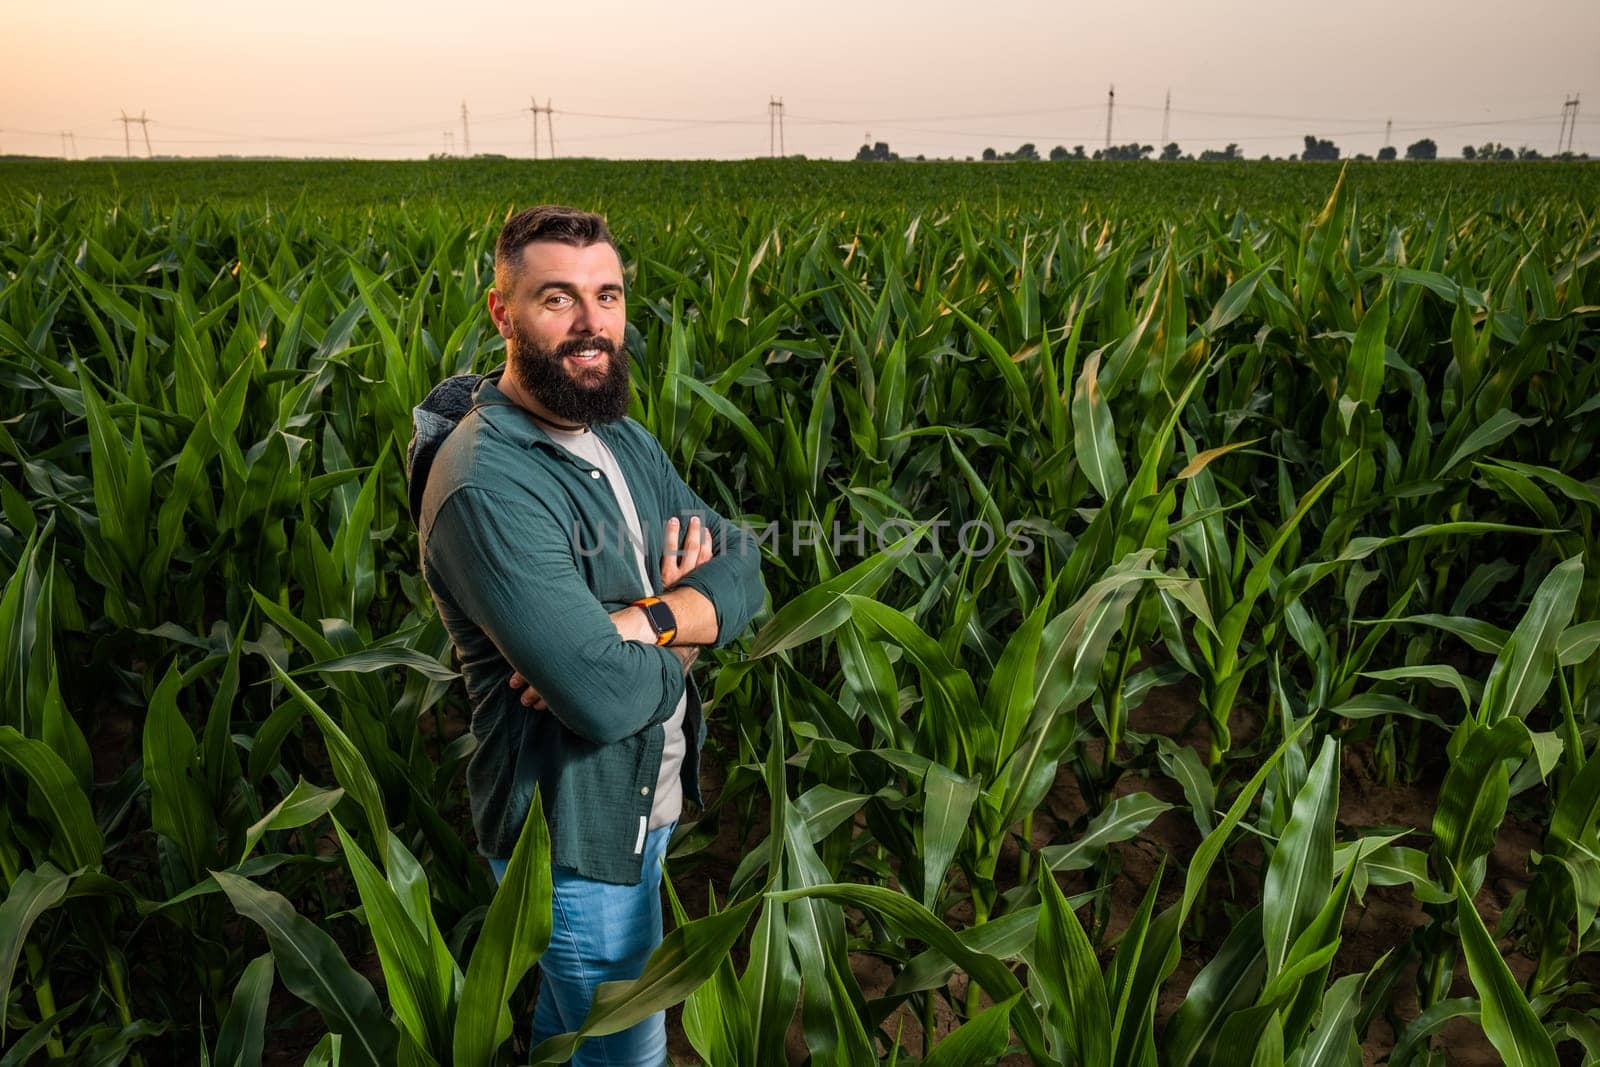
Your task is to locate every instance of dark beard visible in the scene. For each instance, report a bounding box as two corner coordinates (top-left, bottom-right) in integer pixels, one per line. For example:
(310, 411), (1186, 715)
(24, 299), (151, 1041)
(507, 322), (631, 426)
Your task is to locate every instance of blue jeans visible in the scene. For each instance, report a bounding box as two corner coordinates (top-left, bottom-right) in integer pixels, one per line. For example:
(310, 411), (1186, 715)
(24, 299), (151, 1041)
(489, 822), (674, 1066)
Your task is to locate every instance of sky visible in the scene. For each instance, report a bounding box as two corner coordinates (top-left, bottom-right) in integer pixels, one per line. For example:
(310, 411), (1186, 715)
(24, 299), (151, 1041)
(2, 0), (1595, 161)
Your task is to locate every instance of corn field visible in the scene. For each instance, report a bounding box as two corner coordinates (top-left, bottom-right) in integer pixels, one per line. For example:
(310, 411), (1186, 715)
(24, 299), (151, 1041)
(1, 159), (1598, 1065)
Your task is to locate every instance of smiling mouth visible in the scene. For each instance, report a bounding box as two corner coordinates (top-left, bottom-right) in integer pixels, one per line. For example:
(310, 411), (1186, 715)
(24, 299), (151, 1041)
(564, 347), (608, 370)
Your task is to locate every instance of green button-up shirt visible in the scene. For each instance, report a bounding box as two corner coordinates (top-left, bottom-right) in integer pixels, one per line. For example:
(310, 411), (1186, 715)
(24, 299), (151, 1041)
(418, 368), (765, 884)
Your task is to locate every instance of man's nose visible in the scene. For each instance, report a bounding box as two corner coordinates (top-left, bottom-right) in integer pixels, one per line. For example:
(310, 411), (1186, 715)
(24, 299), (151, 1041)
(570, 295), (601, 334)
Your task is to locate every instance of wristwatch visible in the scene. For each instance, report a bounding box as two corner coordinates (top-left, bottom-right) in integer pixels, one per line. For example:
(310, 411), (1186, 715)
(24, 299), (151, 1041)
(632, 596), (677, 646)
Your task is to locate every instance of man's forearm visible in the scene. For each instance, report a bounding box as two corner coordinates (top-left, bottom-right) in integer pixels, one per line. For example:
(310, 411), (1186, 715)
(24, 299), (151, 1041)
(612, 587), (720, 646)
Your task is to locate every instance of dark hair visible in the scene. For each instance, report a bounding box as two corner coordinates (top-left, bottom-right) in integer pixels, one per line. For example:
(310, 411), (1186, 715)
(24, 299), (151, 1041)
(494, 205), (616, 292)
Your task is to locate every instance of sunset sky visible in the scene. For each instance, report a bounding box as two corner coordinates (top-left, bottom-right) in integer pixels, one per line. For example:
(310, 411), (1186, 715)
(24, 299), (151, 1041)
(3, 0), (1595, 161)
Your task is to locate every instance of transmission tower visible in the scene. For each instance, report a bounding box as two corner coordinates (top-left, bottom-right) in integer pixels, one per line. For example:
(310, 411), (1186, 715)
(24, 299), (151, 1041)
(117, 110), (152, 158)
(1160, 89), (1170, 147)
(545, 99), (556, 158)
(1558, 94), (1581, 155)
(1384, 118), (1392, 150)
(461, 101), (471, 158)
(527, 96), (542, 158)
(769, 97), (785, 156)
(443, 130), (454, 156)
(1105, 85), (1115, 150)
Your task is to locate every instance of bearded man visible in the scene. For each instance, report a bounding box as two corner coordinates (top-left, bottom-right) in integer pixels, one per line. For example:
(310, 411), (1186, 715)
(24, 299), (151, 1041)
(412, 205), (765, 1064)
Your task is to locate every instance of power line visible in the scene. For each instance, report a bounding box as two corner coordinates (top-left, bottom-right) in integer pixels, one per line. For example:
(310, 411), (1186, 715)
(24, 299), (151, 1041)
(1, 97), (1589, 159)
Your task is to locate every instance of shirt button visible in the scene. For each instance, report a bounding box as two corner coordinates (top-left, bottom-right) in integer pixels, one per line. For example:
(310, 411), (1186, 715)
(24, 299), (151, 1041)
(640, 787), (650, 796)
(590, 470), (602, 479)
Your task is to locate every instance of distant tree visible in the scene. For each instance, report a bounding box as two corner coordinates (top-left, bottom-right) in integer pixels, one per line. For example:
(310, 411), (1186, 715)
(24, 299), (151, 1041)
(1160, 142), (1181, 161)
(1377, 145), (1397, 161)
(1050, 145), (1072, 161)
(1071, 145), (1087, 159)
(1518, 146), (1541, 160)
(1012, 142), (1040, 161)
(1198, 143), (1240, 161)
(1093, 142), (1154, 160)
(1302, 135), (1340, 161)
(1461, 145), (1476, 160)
(855, 141), (899, 162)
(1404, 138), (1436, 161)
(982, 147), (997, 161)
(1475, 142), (1515, 161)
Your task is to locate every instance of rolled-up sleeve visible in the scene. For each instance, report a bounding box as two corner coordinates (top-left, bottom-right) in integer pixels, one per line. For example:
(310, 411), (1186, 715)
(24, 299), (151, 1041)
(649, 442), (767, 648)
(425, 485), (686, 744)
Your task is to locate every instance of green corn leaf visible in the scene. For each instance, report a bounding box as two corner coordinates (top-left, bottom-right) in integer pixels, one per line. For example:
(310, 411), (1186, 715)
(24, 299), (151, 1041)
(527, 894), (762, 1066)
(0, 862), (73, 1028)
(1041, 791), (1173, 874)
(1389, 998), (1480, 1066)
(920, 762), (979, 911)
(142, 663), (216, 882)
(1032, 864), (1110, 1066)
(453, 786), (553, 1067)
(924, 992), (1019, 1067)
(265, 660), (389, 852)
(748, 523), (926, 658)
(1433, 719), (1531, 893)
(1455, 877), (1559, 1067)
(1477, 555), (1583, 724)
(0, 726), (103, 870)
(212, 869), (396, 1067)
(1071, 351), (1127, 500)
(213, 953), (274, 1067)
(240, 778), (344, 865)
(1164, 908), (1266, 1067)
(767, 881), (1046, 1063)
(331, 817), (445, 1056)
(1291, 971), (1366, 1067)
(291, 645), (458, 683)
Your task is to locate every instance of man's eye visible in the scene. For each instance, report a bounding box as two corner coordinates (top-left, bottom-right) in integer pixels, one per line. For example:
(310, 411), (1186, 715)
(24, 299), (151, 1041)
(599, 292), (620, 304)
(546, 294), (571, 308)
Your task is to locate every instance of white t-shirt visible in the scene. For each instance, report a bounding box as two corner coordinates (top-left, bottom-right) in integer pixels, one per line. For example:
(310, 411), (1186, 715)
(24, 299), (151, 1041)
(542, 423), (685, 830)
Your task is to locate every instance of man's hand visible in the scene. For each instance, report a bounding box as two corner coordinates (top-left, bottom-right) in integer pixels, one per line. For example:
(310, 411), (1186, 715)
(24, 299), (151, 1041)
(509, 669), (551, 710)
(661, 516), (713, 586)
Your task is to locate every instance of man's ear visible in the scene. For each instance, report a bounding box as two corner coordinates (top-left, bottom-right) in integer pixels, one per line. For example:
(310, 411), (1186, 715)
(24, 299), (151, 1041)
(486, 288), (512, 338)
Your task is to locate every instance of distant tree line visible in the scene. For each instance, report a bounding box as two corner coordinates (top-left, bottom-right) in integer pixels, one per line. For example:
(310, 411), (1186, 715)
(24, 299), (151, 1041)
(853, 134), (1588, 163)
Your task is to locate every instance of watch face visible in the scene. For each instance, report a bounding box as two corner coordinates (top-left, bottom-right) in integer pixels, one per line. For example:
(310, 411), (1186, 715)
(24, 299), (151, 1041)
(643, 599), (676, 636)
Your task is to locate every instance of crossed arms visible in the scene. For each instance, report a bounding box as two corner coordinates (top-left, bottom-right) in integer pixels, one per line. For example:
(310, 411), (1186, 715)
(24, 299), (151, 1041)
(424, 447), (763, 744)
(510, 515), (716, 710)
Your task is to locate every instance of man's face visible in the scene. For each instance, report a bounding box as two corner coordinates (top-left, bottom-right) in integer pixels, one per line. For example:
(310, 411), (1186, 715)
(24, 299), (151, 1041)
(497, 239), (630, 424)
